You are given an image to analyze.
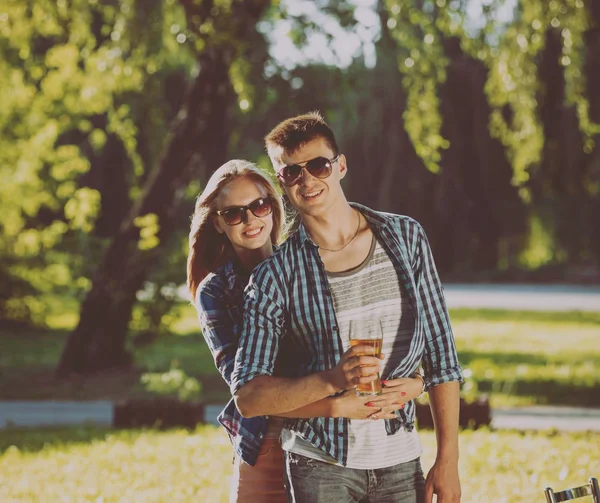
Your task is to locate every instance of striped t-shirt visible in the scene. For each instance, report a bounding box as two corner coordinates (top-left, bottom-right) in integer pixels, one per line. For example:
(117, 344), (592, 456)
(281, 236), (422, 469)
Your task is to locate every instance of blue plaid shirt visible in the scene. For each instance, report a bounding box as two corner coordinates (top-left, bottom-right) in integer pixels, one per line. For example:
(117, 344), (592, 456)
(195, 261), (268, 466)
(231, 203), (463, 466)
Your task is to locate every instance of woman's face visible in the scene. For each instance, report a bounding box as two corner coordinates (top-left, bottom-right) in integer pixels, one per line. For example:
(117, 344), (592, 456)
(213, 176), (275, 254)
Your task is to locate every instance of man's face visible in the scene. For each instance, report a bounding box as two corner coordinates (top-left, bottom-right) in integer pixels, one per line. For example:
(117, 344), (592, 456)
(273, 138), (347, 218)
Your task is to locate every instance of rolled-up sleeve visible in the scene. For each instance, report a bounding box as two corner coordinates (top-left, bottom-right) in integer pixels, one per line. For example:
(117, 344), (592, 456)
(196, 283), (237, 386)
(413, 223), (463, 391)
(230, 266), (285, 395)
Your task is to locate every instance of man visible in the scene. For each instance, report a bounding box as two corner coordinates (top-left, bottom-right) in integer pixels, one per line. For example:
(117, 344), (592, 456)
(231, 112), (463, 503)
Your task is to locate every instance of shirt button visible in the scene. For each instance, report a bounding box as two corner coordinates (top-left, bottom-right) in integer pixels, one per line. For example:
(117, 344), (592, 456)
(338, 433), (344, 438)
(333, 326), (339, 332)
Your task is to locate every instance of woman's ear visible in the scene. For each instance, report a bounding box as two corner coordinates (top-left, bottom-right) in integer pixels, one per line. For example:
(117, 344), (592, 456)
(213, 215), (225, 234)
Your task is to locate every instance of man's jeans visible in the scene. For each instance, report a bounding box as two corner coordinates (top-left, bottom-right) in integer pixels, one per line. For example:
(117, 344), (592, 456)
(285, 451), (425, 503)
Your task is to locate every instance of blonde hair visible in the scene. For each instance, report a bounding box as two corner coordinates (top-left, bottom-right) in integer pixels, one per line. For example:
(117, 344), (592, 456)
(187, 159), (285, 300)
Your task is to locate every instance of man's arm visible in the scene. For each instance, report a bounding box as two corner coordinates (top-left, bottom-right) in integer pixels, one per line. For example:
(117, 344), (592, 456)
(235, 373), (336, 418)
(231, 264), (382, 418)
(413, 222), (463, 391)
(234, 347), (382, 418)
(424, 382), (461, 503)
(411, 221), (462, 502)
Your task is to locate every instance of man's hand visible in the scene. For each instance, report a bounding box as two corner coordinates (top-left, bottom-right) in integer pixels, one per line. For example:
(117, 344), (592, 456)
(326, 345), (382, 392)
(424, 458), (461, 503)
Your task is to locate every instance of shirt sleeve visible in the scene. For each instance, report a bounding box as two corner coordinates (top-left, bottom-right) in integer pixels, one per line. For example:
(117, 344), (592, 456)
(413, 222), (463, 391)
(230, 266), (286, 395)
(196, 284), (238, 387)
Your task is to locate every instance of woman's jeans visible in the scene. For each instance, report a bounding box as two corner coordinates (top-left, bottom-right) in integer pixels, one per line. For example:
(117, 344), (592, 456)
(285, 451), (425, 503)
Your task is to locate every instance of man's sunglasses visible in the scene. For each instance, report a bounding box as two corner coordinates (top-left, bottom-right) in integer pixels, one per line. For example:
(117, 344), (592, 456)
(215, 197), (273, 226)
(276, 154), (340, 187)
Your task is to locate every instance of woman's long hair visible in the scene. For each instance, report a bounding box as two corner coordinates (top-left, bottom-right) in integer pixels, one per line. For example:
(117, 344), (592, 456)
(187, 159), (285, 300)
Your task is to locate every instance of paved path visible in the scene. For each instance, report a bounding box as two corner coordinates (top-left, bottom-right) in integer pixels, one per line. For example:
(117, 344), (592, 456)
(178, 283), (600, 312)
(2, 402), (600, 432)
(0, 401), (114, 429)
(491, 405), (600, 432)
(443, 284), (600, 312)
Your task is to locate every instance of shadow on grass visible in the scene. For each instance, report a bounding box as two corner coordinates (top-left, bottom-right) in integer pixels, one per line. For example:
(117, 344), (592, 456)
(0, 368), (146, 401)
(0, 426), (114, 455)
(459, 349), (600, 407)
(476, 379), (600, 407)
(459, 350), (558, 367)
(449, 308), (600, 325)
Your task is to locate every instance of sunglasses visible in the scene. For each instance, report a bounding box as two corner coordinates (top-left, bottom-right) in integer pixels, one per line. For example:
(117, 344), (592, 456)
(276, 154), (340, 187)
(215, 197), (274, 226)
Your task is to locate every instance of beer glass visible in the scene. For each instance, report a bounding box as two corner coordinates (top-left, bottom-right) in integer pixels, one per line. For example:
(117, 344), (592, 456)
(348, 319), (383, 396)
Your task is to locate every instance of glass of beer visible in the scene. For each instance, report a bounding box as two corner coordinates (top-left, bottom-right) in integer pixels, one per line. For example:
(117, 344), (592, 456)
(348, 319), (383, 396)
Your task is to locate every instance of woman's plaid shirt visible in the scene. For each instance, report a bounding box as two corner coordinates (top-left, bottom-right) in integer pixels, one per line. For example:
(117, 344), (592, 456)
(231, 203), (463, 466)
(195, 261), (269, 466)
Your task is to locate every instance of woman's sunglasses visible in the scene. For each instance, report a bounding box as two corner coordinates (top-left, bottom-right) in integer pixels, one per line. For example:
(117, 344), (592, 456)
(215, 197), (273, 226)
(276, 154), (340, 187)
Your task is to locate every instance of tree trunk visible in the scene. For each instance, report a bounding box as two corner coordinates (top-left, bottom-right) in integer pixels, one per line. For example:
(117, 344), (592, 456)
(56, 0), (271, 376)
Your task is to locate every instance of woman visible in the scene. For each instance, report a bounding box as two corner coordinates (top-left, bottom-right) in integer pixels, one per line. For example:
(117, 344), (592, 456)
(187, 160), (424, 502)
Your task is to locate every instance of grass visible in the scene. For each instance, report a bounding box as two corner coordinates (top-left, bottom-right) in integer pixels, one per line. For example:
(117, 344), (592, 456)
(1, 425), (599, 503)
(1, 306), (599, 407)
(451, 309), (600, 407)
(0, 305), (227, 403)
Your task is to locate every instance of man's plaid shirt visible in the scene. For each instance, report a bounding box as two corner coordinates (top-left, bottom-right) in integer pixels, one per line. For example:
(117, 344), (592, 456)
(231, 203), (463, 466)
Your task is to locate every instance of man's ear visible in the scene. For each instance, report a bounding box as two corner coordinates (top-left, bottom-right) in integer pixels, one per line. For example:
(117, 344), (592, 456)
(338, 154), (348, 179)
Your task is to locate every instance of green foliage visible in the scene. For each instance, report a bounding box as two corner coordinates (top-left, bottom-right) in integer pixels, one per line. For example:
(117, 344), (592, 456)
(382, 0), (598, 189)
(1, 0), (599, 334)
(482, 0), (595, 189)
(0, 0), (195, 325)
(385, 0), (452, 173)
(140, 365), (202, 402)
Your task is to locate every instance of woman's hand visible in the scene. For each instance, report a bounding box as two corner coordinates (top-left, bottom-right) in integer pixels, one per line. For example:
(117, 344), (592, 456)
(331, 390), (397, 420)
(363, 375), (424, 420)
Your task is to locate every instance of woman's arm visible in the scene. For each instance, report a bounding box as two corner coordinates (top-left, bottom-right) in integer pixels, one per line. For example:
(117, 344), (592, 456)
(274, 375), (425, 420)
(196, 284), (238, 386)
(273, 391), (392, 420)
(341, 375), (425, 419)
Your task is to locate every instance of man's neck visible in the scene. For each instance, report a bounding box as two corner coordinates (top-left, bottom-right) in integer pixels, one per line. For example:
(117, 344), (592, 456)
(302, 201), (357, 250)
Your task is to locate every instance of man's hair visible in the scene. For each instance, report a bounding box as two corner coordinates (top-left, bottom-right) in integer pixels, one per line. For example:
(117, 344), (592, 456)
(264, 111), (339, 161)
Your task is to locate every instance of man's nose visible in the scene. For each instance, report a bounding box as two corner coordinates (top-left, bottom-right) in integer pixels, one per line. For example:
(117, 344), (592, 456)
(298, 166), (313, 185)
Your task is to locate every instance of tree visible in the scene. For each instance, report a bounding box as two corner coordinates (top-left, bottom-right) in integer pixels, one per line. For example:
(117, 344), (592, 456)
(56, 0), (271, 375)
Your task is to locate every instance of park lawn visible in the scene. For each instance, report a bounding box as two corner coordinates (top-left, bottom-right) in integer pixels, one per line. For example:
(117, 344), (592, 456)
(450, 309), (600, 407)
(0, 305), (227, 403)
(1, 425), (599, 503)
(1, 306), (599, 406)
